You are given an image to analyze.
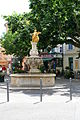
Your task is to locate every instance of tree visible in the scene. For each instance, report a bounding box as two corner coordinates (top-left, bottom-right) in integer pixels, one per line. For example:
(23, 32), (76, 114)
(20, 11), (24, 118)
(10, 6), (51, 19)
(1, 0), (80, 58)
(29, 0), (80, 48)
(1, 13), (34, 58)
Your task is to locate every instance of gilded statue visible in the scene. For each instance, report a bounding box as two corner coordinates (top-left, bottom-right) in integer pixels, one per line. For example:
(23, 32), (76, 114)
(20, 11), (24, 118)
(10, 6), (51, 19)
(32, 29), (41, 42)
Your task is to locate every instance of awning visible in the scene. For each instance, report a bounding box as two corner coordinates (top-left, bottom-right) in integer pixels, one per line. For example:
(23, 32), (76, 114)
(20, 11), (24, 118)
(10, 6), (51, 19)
(40, 52), (54, 61)
(42, 57), (54, 61)
(0, 59), (8, 66)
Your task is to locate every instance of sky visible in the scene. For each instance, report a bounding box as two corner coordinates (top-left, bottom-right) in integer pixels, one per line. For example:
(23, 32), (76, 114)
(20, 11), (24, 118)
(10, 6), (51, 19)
(0, 0), (30, 37)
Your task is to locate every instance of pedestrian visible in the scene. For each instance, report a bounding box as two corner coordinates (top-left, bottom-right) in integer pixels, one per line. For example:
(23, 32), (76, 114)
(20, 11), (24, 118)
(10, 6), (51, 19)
(2, 65), (6, 73)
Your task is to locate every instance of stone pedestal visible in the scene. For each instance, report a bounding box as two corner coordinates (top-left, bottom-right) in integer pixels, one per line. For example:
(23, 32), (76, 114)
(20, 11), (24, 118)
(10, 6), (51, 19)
(30, 42), (38, 57)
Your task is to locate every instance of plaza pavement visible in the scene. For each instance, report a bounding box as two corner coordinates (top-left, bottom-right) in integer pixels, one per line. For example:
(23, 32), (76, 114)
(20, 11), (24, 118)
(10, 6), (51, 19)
(0, 77), (80, 120)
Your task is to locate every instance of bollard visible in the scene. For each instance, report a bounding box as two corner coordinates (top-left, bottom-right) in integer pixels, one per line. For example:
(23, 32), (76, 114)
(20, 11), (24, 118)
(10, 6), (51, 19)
(70, 77), (72, 100)
(6, 79), (9, 102)
(40, 78), (42, 102)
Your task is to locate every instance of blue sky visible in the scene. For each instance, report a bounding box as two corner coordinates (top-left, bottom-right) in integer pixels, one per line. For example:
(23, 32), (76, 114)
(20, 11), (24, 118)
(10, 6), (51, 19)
(0, 0), (30, 37)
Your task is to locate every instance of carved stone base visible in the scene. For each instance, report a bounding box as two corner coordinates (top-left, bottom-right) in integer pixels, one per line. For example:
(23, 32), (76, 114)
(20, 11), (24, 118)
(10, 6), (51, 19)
(27, 56), (43, 74)
(29, 68), (41, 74)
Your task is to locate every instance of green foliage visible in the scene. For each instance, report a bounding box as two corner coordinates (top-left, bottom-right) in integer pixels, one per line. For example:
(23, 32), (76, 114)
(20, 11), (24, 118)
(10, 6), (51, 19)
(13, 69), (25, 74)
(1, 0), (80, 60)
(39, 65), (45, 73)
(2, 13), (34, 57)
(64, 66), (74, 78)
(29, 0), (80, 48)
(64, 70), (74, 79)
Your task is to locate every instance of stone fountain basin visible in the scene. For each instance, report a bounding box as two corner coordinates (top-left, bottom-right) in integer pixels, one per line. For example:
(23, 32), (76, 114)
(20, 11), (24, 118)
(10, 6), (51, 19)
(10, 73), (56, 87)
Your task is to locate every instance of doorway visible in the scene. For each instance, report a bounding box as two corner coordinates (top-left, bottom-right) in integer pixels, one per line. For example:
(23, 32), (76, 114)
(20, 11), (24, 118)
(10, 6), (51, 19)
(69, 57), (73, 71)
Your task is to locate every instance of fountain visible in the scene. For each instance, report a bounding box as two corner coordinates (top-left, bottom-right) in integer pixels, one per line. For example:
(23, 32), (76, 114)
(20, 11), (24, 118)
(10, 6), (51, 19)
(10, 29), (56, 87)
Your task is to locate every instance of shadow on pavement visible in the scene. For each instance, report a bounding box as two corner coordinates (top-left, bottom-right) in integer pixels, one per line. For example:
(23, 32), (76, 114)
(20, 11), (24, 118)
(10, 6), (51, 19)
(1, 77), (80, 98)
(0, 101), (7, 104)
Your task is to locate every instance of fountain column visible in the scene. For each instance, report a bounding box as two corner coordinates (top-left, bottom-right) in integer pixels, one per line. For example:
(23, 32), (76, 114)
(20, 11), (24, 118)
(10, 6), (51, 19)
(30, 41), (38, 57)
(27, 29), (43, 73)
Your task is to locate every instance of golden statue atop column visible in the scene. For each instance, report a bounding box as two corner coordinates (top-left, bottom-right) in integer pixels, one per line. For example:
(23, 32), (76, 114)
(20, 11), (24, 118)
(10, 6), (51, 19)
(32, 29), (41, 42)
(30, 29), (41, 57)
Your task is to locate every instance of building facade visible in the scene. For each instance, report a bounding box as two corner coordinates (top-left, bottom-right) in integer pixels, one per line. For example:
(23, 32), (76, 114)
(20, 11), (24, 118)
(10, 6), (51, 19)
(52, 43), (80, 73)
(63, 43), (80, 72)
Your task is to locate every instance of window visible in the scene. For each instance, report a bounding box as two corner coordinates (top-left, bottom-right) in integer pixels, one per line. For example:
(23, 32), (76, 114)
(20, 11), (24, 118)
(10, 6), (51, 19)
(60, 47), (62, 53)
(68, 44), (73, 50)
(69, 57), (73, 70)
